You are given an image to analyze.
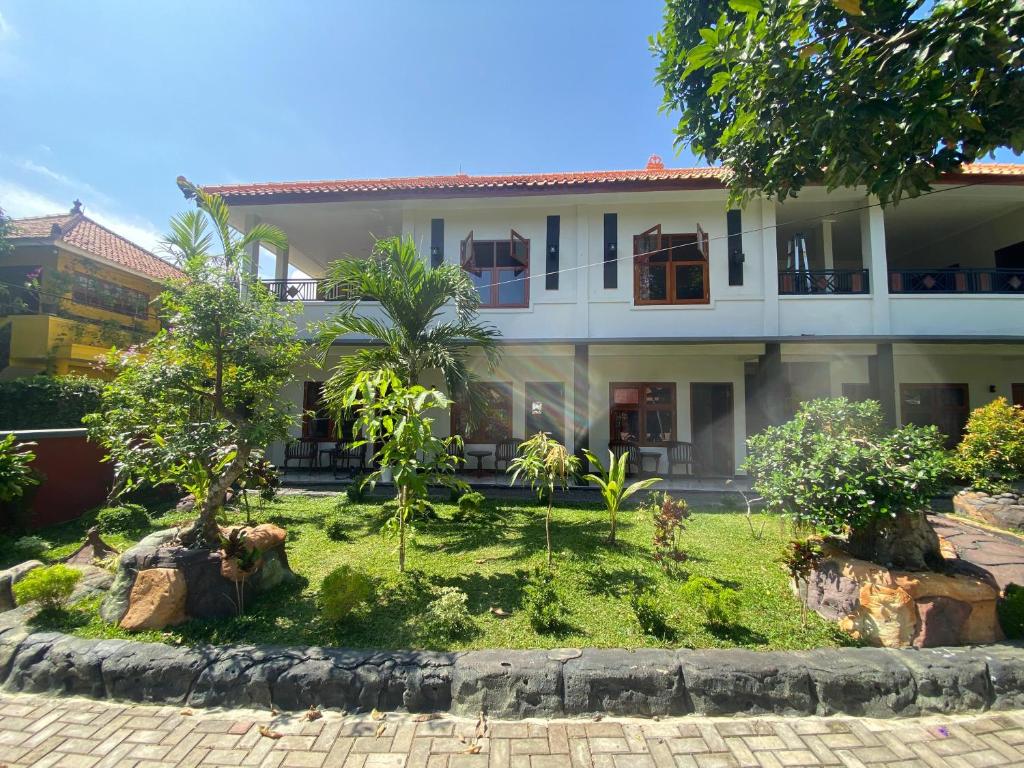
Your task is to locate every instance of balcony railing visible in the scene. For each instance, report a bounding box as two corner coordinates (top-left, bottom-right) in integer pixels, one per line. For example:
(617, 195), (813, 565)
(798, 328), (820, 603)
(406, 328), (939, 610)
(889, 268), (1024, 294)
(778, 269), (870, 295)
(261, 279), (349, 302)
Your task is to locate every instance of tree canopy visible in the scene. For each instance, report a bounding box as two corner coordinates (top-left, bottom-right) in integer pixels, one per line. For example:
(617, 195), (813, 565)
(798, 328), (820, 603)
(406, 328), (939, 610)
(653, 0), (1024, 203)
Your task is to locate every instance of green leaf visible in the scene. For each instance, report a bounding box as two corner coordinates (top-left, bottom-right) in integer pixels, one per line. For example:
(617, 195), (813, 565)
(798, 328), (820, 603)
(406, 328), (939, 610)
(727, 0), (761, 14)
(833, 0), (863, 16)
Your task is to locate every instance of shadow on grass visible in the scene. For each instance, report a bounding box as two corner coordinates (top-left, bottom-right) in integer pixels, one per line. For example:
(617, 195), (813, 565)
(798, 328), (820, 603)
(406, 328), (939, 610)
(707, 622), (767, 645)
(27, 606), (91, 633)
(586, 567), (655, 598)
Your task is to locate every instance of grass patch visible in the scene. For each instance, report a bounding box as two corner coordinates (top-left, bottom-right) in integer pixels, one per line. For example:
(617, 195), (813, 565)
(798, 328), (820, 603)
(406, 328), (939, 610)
(16, 493), (851, 651)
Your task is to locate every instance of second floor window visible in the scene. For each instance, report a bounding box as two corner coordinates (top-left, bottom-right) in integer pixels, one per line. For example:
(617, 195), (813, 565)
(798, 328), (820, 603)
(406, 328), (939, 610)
(73, 273), (150, 318)
(460, 230), (530, 308)
(634, 224), (709, 305)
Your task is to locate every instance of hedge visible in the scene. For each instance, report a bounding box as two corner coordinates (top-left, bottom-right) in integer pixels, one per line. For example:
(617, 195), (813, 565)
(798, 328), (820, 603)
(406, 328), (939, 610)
(0, 376), (103, 430)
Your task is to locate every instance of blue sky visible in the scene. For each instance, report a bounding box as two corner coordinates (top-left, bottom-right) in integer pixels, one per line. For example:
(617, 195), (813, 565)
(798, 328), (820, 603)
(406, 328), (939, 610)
(0, 1), (690, 256)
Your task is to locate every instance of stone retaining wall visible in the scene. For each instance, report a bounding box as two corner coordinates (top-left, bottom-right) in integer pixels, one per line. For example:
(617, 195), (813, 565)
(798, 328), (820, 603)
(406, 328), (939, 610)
(2, 624), (1024, 719)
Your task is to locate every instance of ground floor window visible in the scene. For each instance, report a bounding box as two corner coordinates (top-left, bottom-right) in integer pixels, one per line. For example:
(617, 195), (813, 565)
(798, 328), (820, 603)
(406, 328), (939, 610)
(900, 383), (970, 448)
(302, 381), (356, 440)
(451, 382), (513, 443)
(1013, 383), (1024, 407)
(610, 382), (676, 446)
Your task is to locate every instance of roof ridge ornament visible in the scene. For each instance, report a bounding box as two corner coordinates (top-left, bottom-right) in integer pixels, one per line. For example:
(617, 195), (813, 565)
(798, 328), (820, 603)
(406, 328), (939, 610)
(70, 199), (83, 214)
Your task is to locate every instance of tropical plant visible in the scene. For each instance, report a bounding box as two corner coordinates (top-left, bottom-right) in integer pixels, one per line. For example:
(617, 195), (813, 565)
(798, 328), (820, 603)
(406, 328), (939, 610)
(10, 535), (49, 559)
(315, 235), (501, 420)
(522, 566), (566, 633)
(744, 398), (949, 570)
(954, 398), (1024, 494)
(653, 0), (1024, 204)
(218, 528), (262, 615)
(630, 588), (674, 640)
(509, 432), (580, 566)
(454, 491), (486, 521)
(12, 564), (81, 611)
(324, 513), (349, 542)
(421, 586), (476, 641)
(645, 491), (692, 573)
(95, 504), (149, 534)
(680, 576), (741, 628)
(337, 369), (462, 572)
(0, 434), (38, 503)
(85, 182), (304, 546)
(783, 537), (823, 625)
(582, 449), (661, 546)
(320, 565), (375, 623)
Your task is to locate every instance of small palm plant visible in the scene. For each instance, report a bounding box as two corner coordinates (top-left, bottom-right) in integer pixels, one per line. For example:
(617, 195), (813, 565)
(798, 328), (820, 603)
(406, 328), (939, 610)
(509, 432), (580, 567)
(583, 450), (661, 545)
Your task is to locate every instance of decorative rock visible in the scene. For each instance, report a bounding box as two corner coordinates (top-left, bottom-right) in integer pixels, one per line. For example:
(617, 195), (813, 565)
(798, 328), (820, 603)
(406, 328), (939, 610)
(914, 596), (973, 648)
(0, 575), (13, 612)
(179, 549), (248, 619)
(449, 649), (568, 718)
(798, 647), (917, 716)
(64, 527), (118, 566)
(954, 491), (1024, 531)
(0, 560), (43, 586)
(119, 568), (187, 631)
(895, 648), (991, 713)
(247, 548), (294, 593)
(563, 649), (685, 716)
(680, 649), (816, 716)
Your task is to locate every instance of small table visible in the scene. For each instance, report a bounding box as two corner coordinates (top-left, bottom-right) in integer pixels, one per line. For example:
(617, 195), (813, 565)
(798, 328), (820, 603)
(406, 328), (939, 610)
(639, 450), (661, 476)
(466, 449), (492, 477)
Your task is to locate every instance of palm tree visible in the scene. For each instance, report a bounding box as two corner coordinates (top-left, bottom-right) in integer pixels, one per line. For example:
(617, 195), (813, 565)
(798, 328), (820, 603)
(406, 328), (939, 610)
(316, 236), (501, 414)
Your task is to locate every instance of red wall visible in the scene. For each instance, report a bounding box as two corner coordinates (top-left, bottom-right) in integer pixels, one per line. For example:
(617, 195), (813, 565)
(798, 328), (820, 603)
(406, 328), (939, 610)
(20, 432), (113, 528)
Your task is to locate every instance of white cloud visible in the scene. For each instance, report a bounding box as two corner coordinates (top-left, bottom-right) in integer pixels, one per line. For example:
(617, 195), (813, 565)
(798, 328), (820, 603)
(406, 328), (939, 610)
(14, 158), (110, 204)
(0, 178), (165, 253)
(0, 11), (15, 41)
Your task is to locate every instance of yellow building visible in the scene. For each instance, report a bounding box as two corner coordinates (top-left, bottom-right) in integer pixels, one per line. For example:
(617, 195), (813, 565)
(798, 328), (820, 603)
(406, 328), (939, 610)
(0, 201), (184, 378)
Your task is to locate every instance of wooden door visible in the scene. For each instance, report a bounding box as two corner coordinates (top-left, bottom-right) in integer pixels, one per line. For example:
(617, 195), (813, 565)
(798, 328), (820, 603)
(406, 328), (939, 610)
(1012, 384), (1024, 407)
(525, 382), (566, 445)
(691, 383), (734, 476)
(900, 383), (970, 448)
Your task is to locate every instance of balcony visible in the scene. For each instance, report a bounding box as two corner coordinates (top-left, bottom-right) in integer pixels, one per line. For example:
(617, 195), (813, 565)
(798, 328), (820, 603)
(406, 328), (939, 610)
(778, 269), (870, 295)
(262, 278), (348, 302)
(888, 268), (1024, 294)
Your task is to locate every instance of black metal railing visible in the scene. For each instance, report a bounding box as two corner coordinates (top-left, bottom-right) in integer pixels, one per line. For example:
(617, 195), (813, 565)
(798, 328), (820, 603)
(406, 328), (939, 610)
(778, 268), (870, 295)
(889, 268), (1024, 294)
(261, 279), (350, 302)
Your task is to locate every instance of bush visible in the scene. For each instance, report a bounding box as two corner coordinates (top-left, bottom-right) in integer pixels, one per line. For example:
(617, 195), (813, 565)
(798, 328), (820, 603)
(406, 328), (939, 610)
(95, 504), (149, 533)
(320, 565), (375, 623)
(421, 586), (475, 639)
(1000, 583), (1024, 640)
(453, 491), (486, 521)
(324, 514), (349, 542)
(523, 567), (566, 633)
(680, 576), (740, 628)
(0, 434), (38, 503)
(0, 375), (103, 430)
(11, 535), (49, 559)
(630, 589), (674, 639)
(954, 398), (1024, 494)
(12, 564), (81, 610)
(346, 477), (369, 504)
(644, 491), (691, 572)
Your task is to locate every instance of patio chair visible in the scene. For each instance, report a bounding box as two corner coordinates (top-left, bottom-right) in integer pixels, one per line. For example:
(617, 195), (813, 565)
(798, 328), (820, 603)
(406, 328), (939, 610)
(494, 438), (522, 473)
(446, 436), (465, 473)
(667, 441), (696, 477)
(608, 440), (641, 477)
(283, 440), (317, 470)
(333, 441), (366, 477)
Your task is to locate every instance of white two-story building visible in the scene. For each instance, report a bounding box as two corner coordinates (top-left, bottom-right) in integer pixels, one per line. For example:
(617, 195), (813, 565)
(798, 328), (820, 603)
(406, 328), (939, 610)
(198, 159), (1024, 478)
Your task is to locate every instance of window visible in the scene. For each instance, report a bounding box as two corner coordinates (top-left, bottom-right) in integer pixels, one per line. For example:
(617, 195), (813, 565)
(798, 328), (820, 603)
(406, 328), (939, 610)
(302, 381), (357, 440)
(460, 230), (529, 308)
(451, 382), (513, 443)
(900, 383), (970, 449)
(633, 224), (709, 305)
(72, 273), (149, 317)
(610, 382), (676, 446)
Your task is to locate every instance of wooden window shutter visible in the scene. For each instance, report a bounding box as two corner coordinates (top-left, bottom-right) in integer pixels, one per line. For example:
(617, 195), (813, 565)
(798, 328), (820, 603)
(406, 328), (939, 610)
(633, 224), (662, 304)
(430, 218), (444, 268)
(460, 230), (474, 268)
(545, 215), (560, 290)
(727, 210), (744, 285)
(603, 213), (617, 289)
(696, 223), (709, 259)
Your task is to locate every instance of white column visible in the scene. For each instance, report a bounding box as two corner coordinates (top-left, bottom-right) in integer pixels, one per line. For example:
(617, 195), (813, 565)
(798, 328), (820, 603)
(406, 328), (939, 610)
(860, 198), (890, 334)
(242, 213), (260, 296)
(822, 219), (835, 270)
(275, 245), (290, 281)
(761, 199), (779, 336)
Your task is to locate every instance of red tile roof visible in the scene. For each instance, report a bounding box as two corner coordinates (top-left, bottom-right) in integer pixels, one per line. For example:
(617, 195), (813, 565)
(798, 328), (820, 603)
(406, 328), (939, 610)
(8, 213), (183, 281)
(199, 163), (1024, 204)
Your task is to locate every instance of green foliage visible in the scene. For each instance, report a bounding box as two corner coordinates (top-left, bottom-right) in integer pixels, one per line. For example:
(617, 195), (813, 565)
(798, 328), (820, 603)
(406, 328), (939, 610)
(315, 235), (501, 421)
(510, 433), (581, 566)
(998, 583), (1024, 640)
(345, 477), (369, 504)
(583, 449), (661, 546)
(95, 504), (149, 534)
(454, 491), (486, 521)
(680, 576), (740, 628)
(13, 564), (81, 610)
(0, 376), (103, 430)
(630, 588), (674, 639)
(743, 398), (949, 536)
(421, 586), (475, 640)
(85, 184), (304, 544)
(522, 566), (566, 633)
(320, 565), (375, 623)
(0, 434), (38, 503)
(338, 370), (462, 572)
(644, 491), (691, 573)
(324, 514), (349, 542)
(954, 398), (1024, 494)
(11, 535), (49, 559)
(783, 538), (823, 585)
(653, 0), (1024, 204)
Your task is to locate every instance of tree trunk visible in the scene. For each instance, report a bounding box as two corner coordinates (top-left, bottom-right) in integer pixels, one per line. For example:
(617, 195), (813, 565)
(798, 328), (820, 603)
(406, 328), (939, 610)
(609, 507), (617, 545)
(398, 485), (407, 573)
(197, 444), (252, 547)
(545, 501), (553, 567)
(846, 510), (942, 571)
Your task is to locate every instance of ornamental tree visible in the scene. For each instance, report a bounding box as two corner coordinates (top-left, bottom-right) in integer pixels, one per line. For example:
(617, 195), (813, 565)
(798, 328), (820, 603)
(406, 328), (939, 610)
(509, 433), (581, 566)
(954, 397), (1024, 493)
(85, 185), (304, 546)
(653, 0), (1024, 204)
(743, 398), (948, 569)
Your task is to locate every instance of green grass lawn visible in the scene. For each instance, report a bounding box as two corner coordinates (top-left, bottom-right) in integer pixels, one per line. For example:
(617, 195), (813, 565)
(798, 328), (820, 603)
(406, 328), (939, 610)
(5, 493), (851, 651)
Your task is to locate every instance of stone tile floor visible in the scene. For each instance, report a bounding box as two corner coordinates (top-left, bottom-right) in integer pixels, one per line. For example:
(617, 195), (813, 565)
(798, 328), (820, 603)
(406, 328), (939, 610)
(1, 693), (1023, 768)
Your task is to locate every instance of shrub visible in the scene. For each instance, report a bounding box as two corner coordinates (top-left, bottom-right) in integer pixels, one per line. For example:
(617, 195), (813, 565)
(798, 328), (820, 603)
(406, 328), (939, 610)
(783, 538), (823, 585)
(0, 375), (103, 430)
(523, 567), (566, 633)
(454, 491), (486, 521)
(954, 398), (1024, 494)
(630, 589), (674, 639)
(422, 586), (475, 639)
(12, 564), (81, 610)
(0, 434), (38, 503)
(743, 398), (948, 569)
(320, 565), (375, 623)
(324, 514), (349, 542)
(11, 535), (49, 559)
(346, 477), (369, 504)
(645, 491), (691, 572)
(680, 576), (741, 628)
(96, 504), (149, 533)
(999, 583), (1024, 640)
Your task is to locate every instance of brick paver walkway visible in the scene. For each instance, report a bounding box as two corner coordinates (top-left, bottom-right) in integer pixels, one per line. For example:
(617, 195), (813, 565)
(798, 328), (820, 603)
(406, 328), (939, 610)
(2, 693), (1023, 768)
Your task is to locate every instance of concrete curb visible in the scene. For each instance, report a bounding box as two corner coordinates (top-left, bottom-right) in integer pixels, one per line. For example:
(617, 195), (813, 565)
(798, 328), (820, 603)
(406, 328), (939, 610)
(2, 626), (1024, 718)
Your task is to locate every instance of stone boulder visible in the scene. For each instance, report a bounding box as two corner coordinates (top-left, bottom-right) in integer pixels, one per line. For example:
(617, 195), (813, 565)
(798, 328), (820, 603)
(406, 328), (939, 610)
(119, 568), (187, 631)
(0, 560), (44, 613)
(954, 490), (1024, 531)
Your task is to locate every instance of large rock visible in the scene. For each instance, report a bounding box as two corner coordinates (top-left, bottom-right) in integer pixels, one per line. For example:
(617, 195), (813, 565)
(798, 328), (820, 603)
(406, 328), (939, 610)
(955, 490), (1024, 531)
(679, 649), (814, 716)
(563, 649), (685, 716)
(798, 647), (917, 717)
(895, 648), (991, 713)
(119, 568), (187, 631)
(0, 575), (13, 613)
(449, 649), (569, 718)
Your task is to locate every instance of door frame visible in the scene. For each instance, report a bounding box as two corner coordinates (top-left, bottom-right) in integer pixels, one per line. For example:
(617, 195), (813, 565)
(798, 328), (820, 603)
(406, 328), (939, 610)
(689, 382), (735, 477)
